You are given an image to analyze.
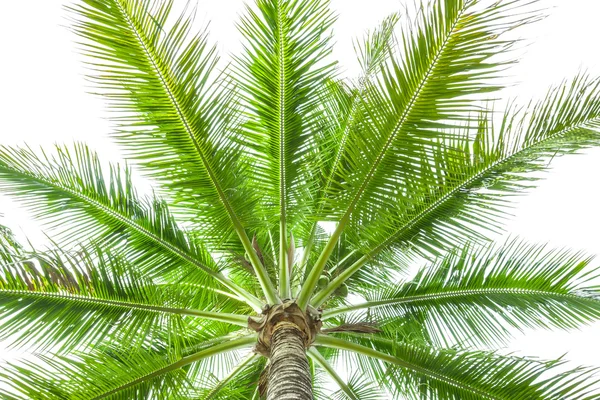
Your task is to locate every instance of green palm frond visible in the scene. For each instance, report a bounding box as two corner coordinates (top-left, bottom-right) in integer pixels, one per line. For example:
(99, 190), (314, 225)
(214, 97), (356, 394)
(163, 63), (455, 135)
(234, 0), (338, 297)
(317, 334), (600, 400)
(0, 335), (256, 400)
(312, 73), (600, 307)
(196, 354), (265, 400)
(298, 12), (399, 281)
(324, 239), (600, 347)
(298, 0), (542, 308)
(2, 0), (600, 398)
(0, 240), (249, 353)
(309, 347), (387, 400)
(374, 73), (600, 258)
(67, 0), (278, 303)
(0, 143), (262, 310)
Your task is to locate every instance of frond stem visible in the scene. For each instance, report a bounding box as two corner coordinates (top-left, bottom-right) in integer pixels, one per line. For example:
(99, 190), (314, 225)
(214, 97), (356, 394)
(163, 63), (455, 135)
(321, 287), (592, 320)
(307, 347), (358, 400)
(277, 0), (290, 300)
(92, 334), (257, 399)
(0, 289), (249, 327)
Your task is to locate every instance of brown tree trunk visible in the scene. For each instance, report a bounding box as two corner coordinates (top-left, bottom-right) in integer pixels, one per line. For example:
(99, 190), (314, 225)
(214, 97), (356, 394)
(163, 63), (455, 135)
(266, 321), (313, 400)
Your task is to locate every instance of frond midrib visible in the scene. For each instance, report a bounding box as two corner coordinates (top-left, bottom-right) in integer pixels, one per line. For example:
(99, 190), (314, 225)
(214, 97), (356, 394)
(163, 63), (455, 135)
(277, 0), (290, 298)
(0, 288), (248, 326)
(323, 286), (597, 320)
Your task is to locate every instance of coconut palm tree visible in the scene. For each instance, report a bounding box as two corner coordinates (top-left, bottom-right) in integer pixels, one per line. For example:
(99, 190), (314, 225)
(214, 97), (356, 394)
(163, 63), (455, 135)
(1, 0), (600, 398)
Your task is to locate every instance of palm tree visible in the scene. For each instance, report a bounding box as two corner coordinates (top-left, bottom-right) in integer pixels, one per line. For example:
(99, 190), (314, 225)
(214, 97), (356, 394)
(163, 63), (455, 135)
(1, 0), (600, 398)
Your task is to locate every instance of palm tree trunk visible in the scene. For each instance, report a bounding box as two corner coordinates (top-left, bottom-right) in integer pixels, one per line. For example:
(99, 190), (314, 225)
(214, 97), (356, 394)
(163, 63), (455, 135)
(266, 321), (313, 400)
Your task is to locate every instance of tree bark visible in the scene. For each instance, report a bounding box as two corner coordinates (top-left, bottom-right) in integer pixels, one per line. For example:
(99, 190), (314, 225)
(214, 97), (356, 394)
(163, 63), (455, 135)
(266, 321), (313, 400)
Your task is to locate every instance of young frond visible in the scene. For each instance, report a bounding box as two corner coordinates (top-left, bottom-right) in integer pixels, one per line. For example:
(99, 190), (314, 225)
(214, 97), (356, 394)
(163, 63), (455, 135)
(234, 0), (339, 297)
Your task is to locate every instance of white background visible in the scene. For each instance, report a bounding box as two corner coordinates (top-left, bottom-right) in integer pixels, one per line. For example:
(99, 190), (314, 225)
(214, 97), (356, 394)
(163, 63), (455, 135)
(0, 0), (599, 393)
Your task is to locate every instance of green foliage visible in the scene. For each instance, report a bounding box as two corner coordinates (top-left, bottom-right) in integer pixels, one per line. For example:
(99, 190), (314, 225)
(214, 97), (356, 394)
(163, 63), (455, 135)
(324, 239), (600, 348)
(1, 0), (600, 398)
(317, 334), (600, 400)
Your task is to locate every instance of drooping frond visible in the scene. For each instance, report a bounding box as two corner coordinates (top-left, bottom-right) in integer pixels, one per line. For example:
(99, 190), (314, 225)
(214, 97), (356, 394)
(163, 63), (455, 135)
(0, 143), (262, 310)
(312, 74), (600, 307)
(317, 334), (600, 399)
(299, 0), (542, 308)
(0, 239), (250, 354)
(0, 335), (257, 400)
(323, 239), (600, 348)
(67, 0), (278, 303)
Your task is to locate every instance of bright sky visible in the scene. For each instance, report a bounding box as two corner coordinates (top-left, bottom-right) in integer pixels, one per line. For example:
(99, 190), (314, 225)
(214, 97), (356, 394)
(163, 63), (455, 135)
(1, 0), (600, 395)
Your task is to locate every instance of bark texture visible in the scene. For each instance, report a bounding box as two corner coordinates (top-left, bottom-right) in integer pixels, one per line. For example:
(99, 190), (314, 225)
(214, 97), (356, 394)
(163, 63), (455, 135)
(266, 321), (313, 400)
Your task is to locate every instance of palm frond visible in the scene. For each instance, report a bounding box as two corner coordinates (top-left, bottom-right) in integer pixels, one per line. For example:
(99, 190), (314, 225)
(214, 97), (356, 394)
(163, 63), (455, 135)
(0, 335), (256, 400)
(299, 13), (399, 282)
(234, 0), (338, 298)
(373, 73), (600, 258)
(0, 143), (263, 310)
(312, 74), (600, 306)
(324, 239), (600, 348)
(308, 347), (387, 400)
(196, 354), (265, 400)
(299, 0), (541, 308)
(0, 240), (250, 354)
(317, 334), (600, 399)
(67, 0), (278, 303)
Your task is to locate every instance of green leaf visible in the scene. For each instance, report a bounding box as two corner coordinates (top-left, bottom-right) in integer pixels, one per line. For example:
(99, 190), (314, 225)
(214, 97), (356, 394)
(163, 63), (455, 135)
(324, 239), (600, 347)
(196, 354), (265, 400)
(312, 74), (600, 306)
(0, 143), (262, 310)
(299, 0), (541, 308)
(316, 334), (600, 400)
(234, 0), (338, 297)
(0, 335), (256, 400)
(68, 0), (278, 304)
(0, 242), (250, 354)
(298, 13), (399, 282)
